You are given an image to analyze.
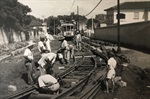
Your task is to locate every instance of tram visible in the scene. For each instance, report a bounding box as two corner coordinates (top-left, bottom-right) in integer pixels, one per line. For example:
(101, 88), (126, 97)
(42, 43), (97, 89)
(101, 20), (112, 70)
(61, 23), (75, 38)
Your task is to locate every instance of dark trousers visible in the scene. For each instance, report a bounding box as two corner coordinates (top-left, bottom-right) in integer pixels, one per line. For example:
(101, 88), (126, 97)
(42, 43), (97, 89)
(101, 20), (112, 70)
(25, 62), (34, 85)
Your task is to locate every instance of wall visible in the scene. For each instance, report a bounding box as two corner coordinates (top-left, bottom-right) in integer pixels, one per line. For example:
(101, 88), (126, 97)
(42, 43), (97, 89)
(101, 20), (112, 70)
(0, 27), (8, 45)
(0, 27), (27, 45)
(94, 21), (150, 49)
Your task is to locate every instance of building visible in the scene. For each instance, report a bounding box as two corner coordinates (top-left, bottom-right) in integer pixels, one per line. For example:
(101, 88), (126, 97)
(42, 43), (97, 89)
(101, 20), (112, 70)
(104, 1), (150, 26)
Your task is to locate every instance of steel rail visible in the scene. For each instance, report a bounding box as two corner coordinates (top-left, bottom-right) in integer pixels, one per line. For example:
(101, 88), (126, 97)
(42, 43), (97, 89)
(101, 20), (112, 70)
(3, 56), (77, 99)
(58, 55), (85, 78)
(29, 56), (96, 99)
(78, 74), (106, 99)
(3, 86), (36, 99)
(52, 57), (97, 99)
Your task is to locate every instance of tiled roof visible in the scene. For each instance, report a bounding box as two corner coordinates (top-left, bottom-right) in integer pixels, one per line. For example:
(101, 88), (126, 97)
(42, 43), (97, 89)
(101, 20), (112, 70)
(104, 1), (150, 11)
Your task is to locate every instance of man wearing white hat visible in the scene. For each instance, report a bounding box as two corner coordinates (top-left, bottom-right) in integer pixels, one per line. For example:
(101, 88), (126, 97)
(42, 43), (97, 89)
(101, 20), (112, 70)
(23, 41), (35, 85)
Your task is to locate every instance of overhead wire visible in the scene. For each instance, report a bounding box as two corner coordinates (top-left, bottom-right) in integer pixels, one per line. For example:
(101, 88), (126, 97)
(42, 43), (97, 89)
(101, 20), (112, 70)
(69, 0), (76, 14)
(70, 0), (75, 10)
(85, 0), (103, 17)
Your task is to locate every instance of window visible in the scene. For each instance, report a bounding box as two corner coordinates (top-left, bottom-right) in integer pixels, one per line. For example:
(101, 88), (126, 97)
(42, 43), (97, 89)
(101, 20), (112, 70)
(134, 12), (139, 19)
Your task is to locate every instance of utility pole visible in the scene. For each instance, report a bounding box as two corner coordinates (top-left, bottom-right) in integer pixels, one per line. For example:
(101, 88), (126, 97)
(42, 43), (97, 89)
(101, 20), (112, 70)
(117, 0), (121, 52)
(92, 16), (93, 31)
(77, 6), (79, 30)
(54, 18), (55, 35)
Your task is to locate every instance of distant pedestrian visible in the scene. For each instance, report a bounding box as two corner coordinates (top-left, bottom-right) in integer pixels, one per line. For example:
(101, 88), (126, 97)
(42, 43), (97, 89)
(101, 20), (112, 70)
(38, 74), (60, 94)
(75, 30), (82, 50)
(23, 41), (35, 85)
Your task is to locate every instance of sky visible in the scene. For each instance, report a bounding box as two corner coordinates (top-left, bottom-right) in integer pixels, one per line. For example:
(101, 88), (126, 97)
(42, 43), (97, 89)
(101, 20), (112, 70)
(18, 0), (150, 19)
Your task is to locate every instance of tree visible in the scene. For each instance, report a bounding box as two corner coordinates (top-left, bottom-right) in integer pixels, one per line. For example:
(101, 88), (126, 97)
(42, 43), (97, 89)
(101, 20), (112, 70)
(0, 0), (32, 31)
(95, 14), (107, 23)
(86, 18), (100, 29)
(46, 16), (61, 34)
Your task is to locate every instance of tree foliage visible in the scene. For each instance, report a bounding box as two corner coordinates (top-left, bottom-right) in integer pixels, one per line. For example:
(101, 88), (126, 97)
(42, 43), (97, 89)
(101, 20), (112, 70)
(86, 18), (100, 28)
(0, 0), (32, 31)
(95, 14), (106, 23)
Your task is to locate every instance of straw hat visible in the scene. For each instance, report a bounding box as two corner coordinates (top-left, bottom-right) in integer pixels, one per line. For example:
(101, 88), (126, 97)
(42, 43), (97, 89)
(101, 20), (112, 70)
(26, 40), (35, 48)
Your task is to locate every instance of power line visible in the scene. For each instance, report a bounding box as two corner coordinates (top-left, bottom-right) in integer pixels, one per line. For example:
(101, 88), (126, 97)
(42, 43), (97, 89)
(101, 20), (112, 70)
(70, 0), (75, 10)
(85, 0), (103, 17)
(69, 0), (76, 14)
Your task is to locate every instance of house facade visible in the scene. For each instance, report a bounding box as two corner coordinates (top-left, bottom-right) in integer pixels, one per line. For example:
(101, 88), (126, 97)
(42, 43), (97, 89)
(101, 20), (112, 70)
(104, 1), (150, 26)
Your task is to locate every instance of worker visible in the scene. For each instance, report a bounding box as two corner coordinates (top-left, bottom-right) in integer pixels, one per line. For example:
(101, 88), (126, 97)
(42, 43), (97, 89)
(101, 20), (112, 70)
(68, 44), (74, 58)
(23, 41), (35, 85)
(105, 52), (117, 93)
(38, 74), (60, 94)
(38, 35), (49, 54)
(45, 33), (52, 52)
(75, 30), (82, 50)
(59, 37), (70, 64)
(38, 52), (63, 75)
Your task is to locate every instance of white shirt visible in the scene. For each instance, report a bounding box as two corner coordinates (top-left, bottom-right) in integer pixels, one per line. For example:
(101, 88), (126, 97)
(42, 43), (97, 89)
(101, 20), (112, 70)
(38, 74), (57, 87)
(76, 34), (82, 42)
(38, 53), (57, 67)
(61, 40), (69, 50)
(108, 57), (117, 69)
(38, 41), (46, 53)
(24, 48), (33, 60)
(45, 39), (51, 52)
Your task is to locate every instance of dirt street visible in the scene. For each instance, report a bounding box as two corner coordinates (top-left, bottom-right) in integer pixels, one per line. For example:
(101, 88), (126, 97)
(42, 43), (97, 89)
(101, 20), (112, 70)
(0, 39), (150, 99)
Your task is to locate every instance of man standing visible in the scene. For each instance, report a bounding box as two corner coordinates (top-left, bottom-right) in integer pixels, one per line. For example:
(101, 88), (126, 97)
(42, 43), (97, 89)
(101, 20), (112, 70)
(68, 44), (74, 58)
(59, 37), (70, 64)
(75, 30), (82, 50)
(45, 33), (52, 53)
(23, 41), (35, 85)
(38, 35), (49, 54)
(38, 74), (60, 94)
(105, 53), (117, 93)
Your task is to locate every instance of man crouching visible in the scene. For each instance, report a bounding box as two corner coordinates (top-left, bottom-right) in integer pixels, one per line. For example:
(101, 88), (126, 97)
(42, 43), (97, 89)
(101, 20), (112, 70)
(38, 74), (60, 94)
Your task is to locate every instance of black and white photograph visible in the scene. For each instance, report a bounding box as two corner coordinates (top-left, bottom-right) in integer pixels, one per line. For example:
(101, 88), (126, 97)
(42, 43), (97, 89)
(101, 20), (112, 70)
(0, 0), (150, 99)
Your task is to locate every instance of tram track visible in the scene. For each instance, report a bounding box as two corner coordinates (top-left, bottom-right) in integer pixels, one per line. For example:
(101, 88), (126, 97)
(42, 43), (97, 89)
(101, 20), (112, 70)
(4, 38), (111, 99)
(29, 54), (98, 99)
(4, 49), (102, 99)
(3, 55), (77, 99)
